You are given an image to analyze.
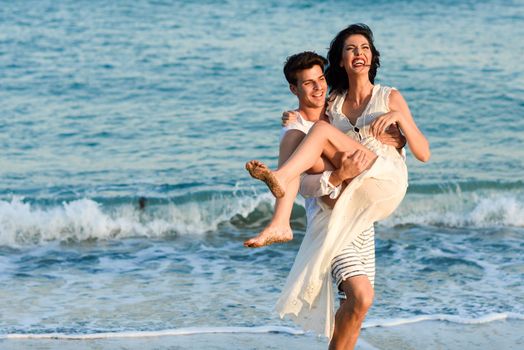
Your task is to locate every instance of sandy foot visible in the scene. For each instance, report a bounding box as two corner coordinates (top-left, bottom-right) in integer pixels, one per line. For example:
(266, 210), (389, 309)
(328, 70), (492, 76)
(245, 160), (285, 198)
(244, 225), (293, 248)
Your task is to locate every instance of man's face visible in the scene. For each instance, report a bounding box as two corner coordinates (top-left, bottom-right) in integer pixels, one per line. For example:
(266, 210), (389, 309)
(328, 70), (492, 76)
(291, 65), (327, 108)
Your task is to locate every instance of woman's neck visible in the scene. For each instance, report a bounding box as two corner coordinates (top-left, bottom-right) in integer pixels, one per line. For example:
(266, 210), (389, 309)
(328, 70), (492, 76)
(346, 75), (374, 104)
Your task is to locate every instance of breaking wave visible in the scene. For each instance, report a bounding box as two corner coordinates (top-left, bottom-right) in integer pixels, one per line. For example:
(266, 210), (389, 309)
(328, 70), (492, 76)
(0, 182), (522, 246)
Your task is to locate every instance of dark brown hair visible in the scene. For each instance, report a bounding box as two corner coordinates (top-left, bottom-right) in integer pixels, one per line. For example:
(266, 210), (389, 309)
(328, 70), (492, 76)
(325, 23), (381, 94)
(283, 51), (327, 85)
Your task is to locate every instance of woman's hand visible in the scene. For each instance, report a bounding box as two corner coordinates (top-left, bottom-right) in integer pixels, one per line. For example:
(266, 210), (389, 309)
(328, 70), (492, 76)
(281, 110), (298, 126)
(370, 111), (404, 139)
(375, 123), (406, 149)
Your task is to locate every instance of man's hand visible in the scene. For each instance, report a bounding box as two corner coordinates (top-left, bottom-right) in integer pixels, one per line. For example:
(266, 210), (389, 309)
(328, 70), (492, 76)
(376, 123), (406, 149)
(281, 110), (298, 126)
(330, 150), (374, 185)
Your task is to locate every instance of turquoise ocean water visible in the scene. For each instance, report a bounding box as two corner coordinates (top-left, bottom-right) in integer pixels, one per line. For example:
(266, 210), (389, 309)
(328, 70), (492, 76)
(1, 0), (523, 348)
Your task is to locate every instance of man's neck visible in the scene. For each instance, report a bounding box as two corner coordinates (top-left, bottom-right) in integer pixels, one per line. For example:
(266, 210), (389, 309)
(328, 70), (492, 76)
(296, 105), (325, 122)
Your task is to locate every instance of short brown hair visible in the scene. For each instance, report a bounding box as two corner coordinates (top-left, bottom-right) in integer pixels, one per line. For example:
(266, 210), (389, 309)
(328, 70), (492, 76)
(283, 51), (327, 85)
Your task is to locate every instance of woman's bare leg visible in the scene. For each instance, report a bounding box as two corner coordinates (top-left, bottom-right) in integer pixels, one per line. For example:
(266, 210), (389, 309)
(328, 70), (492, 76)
(246, 120), (377, 198)
(243, 178), (297, 247)
(244, 156), (331, 248)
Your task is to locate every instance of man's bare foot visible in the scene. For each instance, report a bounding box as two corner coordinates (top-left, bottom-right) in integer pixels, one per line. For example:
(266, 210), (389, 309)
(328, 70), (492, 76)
(243, 225), (293, 248)
(245, 160), (285, 198)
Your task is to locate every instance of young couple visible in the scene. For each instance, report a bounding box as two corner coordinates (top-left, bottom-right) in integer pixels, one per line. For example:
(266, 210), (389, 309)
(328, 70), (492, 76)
(244, 24), (430, 349)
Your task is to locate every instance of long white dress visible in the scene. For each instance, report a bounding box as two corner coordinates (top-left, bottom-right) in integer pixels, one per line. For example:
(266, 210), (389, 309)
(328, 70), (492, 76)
(275, 85), (408, 338)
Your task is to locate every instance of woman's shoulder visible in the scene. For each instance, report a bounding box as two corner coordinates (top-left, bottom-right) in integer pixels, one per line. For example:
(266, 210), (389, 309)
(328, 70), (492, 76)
(386, 88), (409, 110)
(375, 84), (404, 109)
(376, 84), (396, 95)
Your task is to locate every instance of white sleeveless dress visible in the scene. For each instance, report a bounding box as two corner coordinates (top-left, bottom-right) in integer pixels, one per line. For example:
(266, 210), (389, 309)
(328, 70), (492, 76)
(275, 85), (408, 338)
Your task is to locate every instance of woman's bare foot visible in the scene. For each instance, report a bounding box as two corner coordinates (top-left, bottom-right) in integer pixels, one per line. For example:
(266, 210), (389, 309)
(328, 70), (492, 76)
(244, 224), (293, 248)
(245, 160), (285, 198)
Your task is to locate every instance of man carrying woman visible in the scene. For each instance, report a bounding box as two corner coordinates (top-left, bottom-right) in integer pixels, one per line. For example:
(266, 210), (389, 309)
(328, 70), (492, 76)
(245, 24), (429, 349)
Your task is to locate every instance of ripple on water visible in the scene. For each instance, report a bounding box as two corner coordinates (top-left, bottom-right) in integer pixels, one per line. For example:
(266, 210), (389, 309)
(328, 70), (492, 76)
(419, 256), (485, 283)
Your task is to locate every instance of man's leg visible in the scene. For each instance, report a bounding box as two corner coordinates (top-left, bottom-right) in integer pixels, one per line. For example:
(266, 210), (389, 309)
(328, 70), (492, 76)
(329, 275), (374, 350)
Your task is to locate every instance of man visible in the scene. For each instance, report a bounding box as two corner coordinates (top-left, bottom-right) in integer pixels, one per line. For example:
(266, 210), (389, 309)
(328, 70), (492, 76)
(244, 52), (405, 349)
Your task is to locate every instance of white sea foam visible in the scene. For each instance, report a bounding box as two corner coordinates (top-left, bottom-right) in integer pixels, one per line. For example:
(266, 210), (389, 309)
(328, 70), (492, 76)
(383, 190), (524, 228)
(2, 313), (522, 340)
(1, 326), (304, 340)
(363, 312), (524, 329)
(0, 188), (523, 246)
(0, 192), (273, 246)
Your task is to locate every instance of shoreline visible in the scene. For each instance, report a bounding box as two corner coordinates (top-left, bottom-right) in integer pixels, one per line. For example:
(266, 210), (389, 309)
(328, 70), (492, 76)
(1, 319), (522, 350)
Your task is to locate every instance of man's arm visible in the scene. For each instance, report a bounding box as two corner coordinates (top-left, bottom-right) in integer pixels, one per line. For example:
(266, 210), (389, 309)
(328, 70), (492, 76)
(299, 150), (374, 208)
(278, 129), (305, 166)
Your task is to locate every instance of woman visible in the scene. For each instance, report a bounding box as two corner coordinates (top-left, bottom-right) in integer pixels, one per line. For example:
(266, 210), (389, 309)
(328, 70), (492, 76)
(246, 24), (430, 349)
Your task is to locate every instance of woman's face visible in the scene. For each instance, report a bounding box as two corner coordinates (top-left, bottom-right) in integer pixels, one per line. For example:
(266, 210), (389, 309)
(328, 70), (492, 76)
(340, 34), (372, 77)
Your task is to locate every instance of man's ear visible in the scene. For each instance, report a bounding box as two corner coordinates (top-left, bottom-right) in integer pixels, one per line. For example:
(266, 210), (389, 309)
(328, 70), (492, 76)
(289, 84), (298, 96)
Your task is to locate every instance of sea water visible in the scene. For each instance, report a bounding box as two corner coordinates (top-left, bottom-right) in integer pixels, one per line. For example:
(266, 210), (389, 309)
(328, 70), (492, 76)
(0, 0), (523, 349)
